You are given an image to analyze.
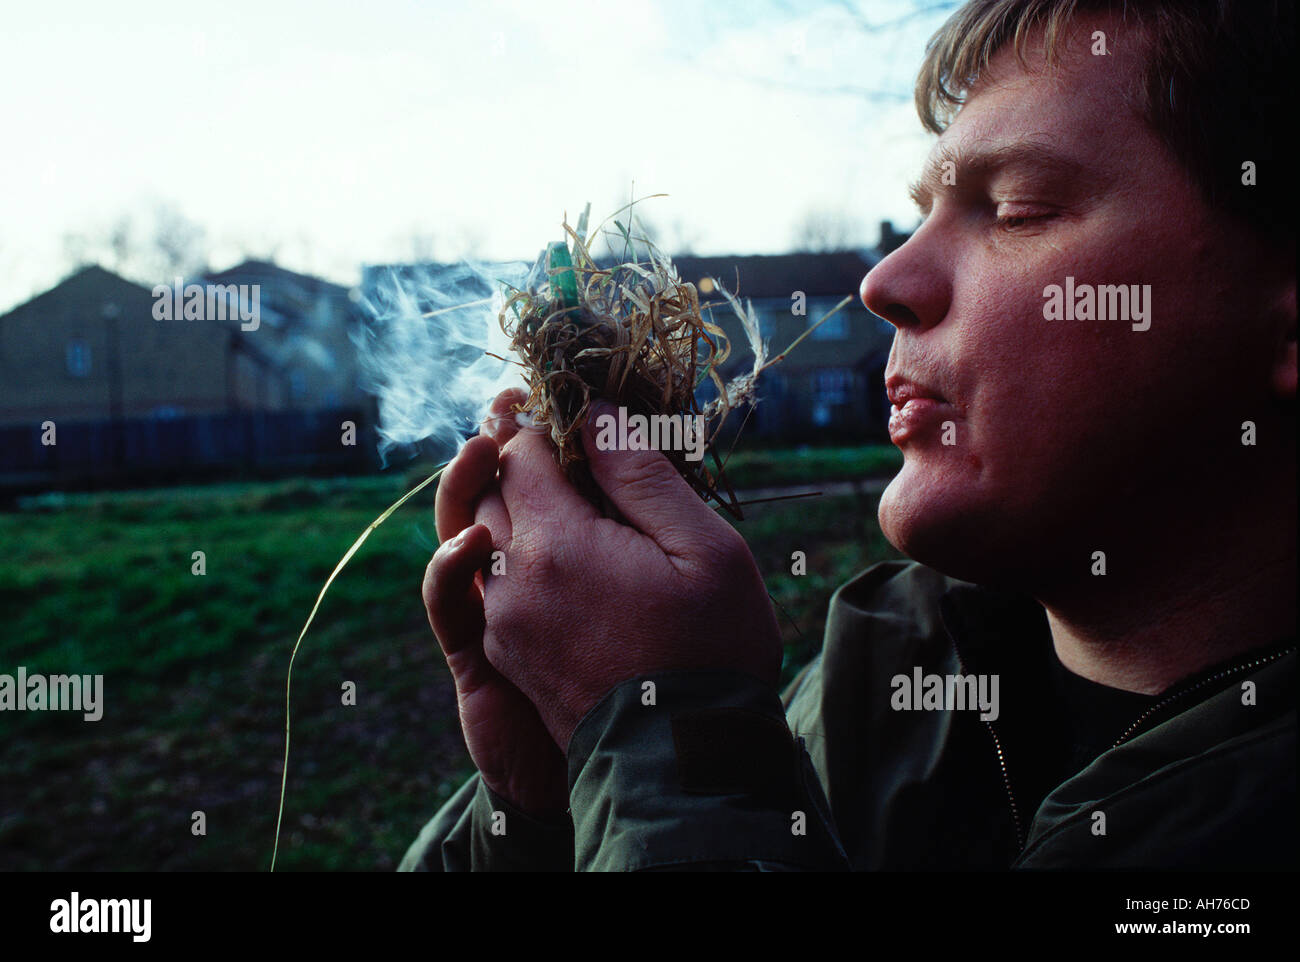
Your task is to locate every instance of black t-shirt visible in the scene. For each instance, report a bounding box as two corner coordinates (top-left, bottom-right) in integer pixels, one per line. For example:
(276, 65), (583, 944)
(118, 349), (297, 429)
(998, 643), (1161, 825)
(1045, 649), (1161, 780)
(939, 587), (1165, 826)
(940, 582), (1291, 836)
(1003, 634), (1300, 831)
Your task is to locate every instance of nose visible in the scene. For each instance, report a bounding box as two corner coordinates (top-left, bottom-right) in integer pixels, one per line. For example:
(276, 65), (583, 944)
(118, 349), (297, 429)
(858, 224), (949, 332)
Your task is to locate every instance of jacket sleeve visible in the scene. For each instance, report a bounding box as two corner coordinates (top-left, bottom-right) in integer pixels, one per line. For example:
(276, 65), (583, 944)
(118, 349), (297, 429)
(565, 669), (850, 871)
(398, 772), (574, 871)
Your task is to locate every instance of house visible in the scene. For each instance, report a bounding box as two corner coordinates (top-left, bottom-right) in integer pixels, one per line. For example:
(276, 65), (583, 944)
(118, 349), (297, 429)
(0, 265), (262, 426)
(878, 219), (913, 254)
(668, 250), (895, 442)
(0, 263), (373, 487)
(200, 260), (369, 413)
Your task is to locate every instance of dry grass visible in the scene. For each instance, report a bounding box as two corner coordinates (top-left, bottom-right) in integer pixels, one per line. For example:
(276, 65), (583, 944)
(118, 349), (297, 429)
(497, 201), (775, 518)
(496, 201), (853, 518)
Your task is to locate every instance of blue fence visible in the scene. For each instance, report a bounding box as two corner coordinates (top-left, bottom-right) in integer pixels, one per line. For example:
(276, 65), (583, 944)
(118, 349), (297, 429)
(0, 409), (376, 489)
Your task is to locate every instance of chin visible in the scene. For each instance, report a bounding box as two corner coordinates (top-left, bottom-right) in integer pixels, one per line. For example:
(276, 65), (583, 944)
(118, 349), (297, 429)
(878, 463), (1029, 588)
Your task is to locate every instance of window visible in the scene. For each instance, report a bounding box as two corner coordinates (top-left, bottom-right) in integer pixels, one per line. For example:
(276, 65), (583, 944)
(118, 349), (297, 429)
(814, 368), (852, 404)
(66, 339), (91, 377)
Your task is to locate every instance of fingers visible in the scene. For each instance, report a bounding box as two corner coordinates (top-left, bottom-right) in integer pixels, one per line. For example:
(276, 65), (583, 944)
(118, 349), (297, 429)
(480, 388), (529, 447)
(578, 401), (724, 559)
(473, 482), (512, 551)
(435, 386), (533, 544)
(497, 422), (600, 533)
(435, 435), (499, 543)
(423, 523), (494, 657)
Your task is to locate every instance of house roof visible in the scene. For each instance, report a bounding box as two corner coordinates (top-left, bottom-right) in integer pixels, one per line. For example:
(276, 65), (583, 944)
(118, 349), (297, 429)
(666, 251), (890, 373)
(0, 265), (155, 321)
(705, 304), (893, 373)
(668, 250), (878, 301)
(361, 250), (878, 301)
(0, 263), (296, 374)
(205, 259), (350, 297)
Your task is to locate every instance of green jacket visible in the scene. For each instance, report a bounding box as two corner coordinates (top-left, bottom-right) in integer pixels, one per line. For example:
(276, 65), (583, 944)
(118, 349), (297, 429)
(399, 561), (1296, 871)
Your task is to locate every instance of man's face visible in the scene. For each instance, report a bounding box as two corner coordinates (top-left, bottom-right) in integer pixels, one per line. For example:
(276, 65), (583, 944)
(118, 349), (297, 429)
(860, 14), (1281, 588)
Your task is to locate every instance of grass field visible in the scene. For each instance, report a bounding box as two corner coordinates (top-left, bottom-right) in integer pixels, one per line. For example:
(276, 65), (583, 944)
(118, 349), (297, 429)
(0, 447), (903, 871)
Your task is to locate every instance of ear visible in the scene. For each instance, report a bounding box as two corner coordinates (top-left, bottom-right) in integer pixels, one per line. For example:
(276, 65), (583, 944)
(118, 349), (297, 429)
(1270, 268), (1296, 401)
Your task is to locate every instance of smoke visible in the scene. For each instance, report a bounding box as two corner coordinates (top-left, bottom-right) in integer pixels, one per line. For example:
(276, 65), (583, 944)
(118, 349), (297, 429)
(353, 258), (542, 465)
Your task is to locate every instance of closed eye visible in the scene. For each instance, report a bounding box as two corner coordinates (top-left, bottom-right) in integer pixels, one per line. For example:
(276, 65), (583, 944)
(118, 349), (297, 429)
(997, 214), (1037, 230)
(994, 208), (1055, 232)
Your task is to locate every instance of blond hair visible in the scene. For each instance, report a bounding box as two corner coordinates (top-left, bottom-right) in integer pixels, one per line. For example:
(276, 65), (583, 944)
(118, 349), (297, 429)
(915, 0), (1292, 238)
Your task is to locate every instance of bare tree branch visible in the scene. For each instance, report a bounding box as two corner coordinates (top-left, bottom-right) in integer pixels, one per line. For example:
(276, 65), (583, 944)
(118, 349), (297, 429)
(833, 0), (957, 32)
(792, 207), (866, 252)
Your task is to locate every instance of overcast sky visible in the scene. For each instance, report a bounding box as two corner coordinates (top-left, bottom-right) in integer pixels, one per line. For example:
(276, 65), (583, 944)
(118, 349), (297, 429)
(0, 0), (952, 313)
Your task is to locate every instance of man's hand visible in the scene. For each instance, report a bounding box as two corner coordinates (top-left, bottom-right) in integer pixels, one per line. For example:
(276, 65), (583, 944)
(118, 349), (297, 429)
(474, 398), (783, 750)
(422, 391), (568, 819)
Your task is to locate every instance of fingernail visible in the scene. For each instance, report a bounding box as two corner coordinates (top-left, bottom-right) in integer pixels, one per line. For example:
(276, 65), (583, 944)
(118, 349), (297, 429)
(480, 412), (506, 441)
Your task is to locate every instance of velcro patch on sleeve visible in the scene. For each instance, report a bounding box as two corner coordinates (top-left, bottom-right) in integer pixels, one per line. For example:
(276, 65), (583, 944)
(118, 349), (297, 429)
(671, 707), (799, 801)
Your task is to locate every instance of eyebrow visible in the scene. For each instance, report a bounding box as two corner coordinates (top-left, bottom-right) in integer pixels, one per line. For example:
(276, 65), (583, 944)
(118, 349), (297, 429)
(908, 138), (1090, 212)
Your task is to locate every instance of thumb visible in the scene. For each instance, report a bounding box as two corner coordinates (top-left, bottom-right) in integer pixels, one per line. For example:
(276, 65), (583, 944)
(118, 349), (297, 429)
(581, 401), (722, 557)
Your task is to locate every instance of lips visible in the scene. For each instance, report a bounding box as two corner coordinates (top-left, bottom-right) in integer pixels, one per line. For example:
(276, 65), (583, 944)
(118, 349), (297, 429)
(885, 374), (953, 444)
(886, 377), (946, 408)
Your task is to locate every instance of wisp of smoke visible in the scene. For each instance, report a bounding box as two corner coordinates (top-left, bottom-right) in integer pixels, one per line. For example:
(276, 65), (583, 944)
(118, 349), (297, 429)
(353, 260), (536, 465)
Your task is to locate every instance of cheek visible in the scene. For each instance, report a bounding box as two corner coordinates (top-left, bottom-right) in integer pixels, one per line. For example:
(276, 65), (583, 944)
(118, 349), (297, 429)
(947, 286), (1080, 467)
(898, 267), (1147, 520)
(954, 241), (1234, 510)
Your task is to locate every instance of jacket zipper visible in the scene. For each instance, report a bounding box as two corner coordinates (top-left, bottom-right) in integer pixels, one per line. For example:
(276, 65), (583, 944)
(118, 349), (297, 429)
(1110, 645), (1295, 748)
(983, 719), (1024, 850)
(954, 649), (1025, 851)
(965, 644), (1294, 858)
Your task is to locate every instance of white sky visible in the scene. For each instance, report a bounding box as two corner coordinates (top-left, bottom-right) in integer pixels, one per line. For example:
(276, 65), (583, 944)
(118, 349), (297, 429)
(0, 0), (949, 313)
